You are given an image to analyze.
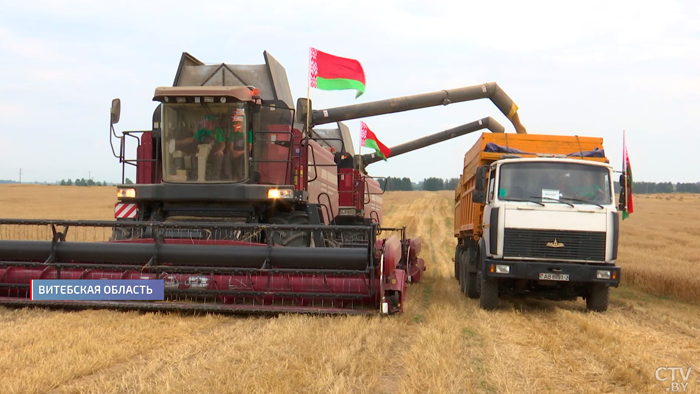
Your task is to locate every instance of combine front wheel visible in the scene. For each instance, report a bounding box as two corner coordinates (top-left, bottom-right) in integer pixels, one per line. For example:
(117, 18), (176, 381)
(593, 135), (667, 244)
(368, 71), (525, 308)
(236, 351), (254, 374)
(269, 211), (312, 247)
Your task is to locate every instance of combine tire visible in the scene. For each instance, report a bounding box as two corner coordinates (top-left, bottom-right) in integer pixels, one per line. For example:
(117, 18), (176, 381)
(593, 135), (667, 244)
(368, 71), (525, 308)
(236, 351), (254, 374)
(478, 272), (499, 310)
(586, 284), (609, 312)
(269, 211), (312, 247)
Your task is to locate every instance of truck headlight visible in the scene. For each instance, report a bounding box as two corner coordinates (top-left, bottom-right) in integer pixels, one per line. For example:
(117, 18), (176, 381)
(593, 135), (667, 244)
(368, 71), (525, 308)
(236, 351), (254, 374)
(268, 188), (293, 199)
(496, 264), (510, 274)
(596, 270), (611, 279)
(117, 188), (136, 198)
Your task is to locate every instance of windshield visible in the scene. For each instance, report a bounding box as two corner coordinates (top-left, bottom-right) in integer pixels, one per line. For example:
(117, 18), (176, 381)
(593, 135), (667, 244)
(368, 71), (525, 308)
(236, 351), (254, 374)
(162, 102), (250, 183)
(498, 161), (612, 205)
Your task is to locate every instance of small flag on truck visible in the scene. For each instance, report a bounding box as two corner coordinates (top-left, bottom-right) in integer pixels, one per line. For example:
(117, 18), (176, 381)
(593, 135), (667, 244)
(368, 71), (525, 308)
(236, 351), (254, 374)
(621, 130), (634, 220)
(361, 122), (391, 161)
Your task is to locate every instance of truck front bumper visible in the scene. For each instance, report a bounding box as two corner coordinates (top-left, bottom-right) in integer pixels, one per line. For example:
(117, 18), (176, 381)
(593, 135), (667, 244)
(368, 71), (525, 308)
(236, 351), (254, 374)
(483, 259), (621, 286)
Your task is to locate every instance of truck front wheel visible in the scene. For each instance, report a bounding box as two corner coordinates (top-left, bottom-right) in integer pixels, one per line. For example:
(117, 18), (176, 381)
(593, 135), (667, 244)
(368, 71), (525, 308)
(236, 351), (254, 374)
(478, 272), (499, 310)
(586, 283), (610, 312)
(465, 246), (479, 299)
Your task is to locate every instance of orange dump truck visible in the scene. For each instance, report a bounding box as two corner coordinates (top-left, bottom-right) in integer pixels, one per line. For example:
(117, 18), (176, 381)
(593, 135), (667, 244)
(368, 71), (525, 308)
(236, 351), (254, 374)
(453, 132), (622, 311)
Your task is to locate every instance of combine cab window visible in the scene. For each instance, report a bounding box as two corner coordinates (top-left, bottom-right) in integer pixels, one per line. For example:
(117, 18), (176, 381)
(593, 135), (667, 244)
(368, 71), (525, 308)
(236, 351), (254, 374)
(162, 102), (250, 183)
(252, 105), (295, 185)
(498, 162), (612, 205)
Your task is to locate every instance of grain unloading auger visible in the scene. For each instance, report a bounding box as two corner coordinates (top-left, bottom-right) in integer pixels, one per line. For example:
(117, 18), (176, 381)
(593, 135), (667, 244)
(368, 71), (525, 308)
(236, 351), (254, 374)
(0, 51), (523, 315)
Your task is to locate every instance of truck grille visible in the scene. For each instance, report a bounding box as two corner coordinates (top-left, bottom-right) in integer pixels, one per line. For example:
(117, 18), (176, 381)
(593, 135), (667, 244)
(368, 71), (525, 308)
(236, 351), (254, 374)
(503, 228), (606, 261)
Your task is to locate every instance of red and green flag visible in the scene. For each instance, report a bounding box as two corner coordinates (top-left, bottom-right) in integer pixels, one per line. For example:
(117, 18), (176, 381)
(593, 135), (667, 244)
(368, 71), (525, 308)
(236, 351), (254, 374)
(361, 122), (391, 161)
(309, 48), (366, 98)
(622, 130), (634, 220)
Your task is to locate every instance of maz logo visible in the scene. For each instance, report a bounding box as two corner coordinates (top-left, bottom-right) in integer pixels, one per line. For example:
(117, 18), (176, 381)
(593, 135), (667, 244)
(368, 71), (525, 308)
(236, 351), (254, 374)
(546, 239), (565, 248)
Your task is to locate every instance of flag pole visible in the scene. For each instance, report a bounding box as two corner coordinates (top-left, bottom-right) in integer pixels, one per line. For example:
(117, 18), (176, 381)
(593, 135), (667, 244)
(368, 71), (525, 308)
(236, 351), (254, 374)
(359, 123), (363, 174)
(306, 47), (312, 138)
(623, 130), (628, 214)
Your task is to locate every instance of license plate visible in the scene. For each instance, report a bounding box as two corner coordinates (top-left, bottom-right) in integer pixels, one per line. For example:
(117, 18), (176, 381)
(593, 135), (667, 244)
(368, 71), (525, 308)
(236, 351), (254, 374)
(539, 273), (569, 281)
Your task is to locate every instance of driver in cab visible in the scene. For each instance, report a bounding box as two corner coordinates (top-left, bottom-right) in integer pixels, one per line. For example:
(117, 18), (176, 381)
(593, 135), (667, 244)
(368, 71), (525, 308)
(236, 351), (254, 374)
(570, 173), (604, 201)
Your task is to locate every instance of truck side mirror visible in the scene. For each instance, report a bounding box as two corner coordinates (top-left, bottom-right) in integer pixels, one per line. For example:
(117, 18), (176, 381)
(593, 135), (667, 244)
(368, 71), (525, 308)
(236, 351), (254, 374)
(475, 166), (488, 192)
(472, 165), (488, 204)
(296, 97), (312, 124)
(111, 98), (121, 125)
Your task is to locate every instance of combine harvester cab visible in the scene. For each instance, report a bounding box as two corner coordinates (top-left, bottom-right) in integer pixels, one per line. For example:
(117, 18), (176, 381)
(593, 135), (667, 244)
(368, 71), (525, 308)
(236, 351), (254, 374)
(0, 50), (526, 315)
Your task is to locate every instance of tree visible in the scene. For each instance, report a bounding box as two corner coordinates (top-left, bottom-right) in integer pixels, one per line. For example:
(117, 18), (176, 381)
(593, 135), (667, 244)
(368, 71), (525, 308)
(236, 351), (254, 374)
(60, 179), (66, 186)
(125, 178), (134, 185)
(87, 179), (95, 186)
(423, 177), (445, 191)
(66, 179), (73, 186)
(445, 178), (459, 190)
(401, 177), (413, 191)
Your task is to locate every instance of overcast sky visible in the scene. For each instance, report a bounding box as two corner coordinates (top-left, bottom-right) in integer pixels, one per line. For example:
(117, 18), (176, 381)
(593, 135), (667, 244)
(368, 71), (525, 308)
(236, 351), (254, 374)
(1, 0), (698, 184)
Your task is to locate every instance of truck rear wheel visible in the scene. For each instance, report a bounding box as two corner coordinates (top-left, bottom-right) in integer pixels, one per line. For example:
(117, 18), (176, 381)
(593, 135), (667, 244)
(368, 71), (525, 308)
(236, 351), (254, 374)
(478, 272), (499, 310)
(465, 246), (479, 299)
(586, 284), (609, 312)
(454, 246), (461, 281)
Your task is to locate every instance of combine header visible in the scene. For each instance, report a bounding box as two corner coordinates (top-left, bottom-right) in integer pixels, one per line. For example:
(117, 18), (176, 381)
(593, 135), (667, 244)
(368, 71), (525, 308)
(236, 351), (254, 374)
(0, 51), (525, 315)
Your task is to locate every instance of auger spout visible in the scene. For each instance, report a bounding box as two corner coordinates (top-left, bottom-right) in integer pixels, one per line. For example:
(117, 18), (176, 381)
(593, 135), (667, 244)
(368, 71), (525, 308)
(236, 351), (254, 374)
(360, 117), (505, 167)
(301, 82), (527, 134)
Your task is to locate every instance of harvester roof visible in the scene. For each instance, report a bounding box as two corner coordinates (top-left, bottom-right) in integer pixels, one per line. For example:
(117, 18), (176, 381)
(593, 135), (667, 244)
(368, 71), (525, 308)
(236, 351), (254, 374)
(152, 86), (259, 103)
(172, 51), (294, 110)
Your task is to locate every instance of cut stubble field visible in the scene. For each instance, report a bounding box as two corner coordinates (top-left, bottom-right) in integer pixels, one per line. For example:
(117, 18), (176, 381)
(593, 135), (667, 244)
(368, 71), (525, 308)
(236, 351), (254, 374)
(0, 185), (698, 394)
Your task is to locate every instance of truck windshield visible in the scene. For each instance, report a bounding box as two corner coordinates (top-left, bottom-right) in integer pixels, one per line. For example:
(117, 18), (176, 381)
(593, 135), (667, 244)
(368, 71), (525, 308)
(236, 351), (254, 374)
(161, 102), (250, 183)
(498, 161), (612, 205)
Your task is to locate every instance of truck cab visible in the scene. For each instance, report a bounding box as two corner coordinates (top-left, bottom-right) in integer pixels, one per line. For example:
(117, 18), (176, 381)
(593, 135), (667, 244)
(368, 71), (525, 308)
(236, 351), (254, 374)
(473, 156), (621, 311)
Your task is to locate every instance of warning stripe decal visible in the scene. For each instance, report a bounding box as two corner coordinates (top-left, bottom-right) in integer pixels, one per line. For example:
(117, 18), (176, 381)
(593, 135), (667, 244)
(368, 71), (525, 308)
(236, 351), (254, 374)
(115, 203), (138, 219)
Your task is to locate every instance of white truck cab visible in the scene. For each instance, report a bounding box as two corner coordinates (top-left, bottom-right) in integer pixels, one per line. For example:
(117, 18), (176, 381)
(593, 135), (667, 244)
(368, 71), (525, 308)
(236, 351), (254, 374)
(468, 155), (621, 311)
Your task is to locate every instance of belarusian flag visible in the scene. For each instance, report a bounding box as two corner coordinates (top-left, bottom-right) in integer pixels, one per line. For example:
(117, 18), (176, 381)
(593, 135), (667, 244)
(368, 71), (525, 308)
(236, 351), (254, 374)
(309, 47), (366, 98)
(622, 130), (634, 220)
(361, 122), (391, 161)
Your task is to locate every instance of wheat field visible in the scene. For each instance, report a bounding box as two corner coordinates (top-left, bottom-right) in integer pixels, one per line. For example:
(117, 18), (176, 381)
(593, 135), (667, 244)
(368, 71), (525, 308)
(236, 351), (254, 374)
(0, 185), (698, 394)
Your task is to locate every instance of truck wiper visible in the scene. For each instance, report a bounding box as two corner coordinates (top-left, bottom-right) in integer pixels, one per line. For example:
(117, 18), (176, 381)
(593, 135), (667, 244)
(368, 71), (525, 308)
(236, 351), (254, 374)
(501, 198), (545, 206)
(559, 197), (604, 209)
(530, 196), (574, 208)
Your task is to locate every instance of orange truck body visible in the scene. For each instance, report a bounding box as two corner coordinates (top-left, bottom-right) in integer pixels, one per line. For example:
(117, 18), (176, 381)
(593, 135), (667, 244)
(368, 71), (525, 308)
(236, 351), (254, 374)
(454, 132), (609, 240)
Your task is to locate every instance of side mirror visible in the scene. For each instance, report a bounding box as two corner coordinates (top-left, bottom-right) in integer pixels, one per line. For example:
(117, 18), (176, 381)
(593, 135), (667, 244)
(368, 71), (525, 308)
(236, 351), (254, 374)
(111, 98), (121, 125)
(473, 190), (485, 204)
(472, 165), (488, 204)
(475, 165), (488, 192)
(296, 97), (312, 125)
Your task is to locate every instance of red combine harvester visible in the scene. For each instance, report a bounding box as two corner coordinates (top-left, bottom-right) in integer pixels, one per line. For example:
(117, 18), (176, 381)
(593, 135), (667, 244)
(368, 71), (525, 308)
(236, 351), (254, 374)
(0, 51), (525, 315)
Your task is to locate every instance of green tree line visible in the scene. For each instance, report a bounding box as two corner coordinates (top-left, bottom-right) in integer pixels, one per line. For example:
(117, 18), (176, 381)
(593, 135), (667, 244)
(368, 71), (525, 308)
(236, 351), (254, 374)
(613, 181), (700, 194)
(376, 177), (460, 191)
(57, 178), (133, 186)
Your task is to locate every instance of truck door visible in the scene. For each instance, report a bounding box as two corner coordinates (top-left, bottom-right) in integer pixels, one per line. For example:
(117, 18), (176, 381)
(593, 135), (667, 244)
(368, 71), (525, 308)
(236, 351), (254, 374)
(482, 167), (497, 257)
